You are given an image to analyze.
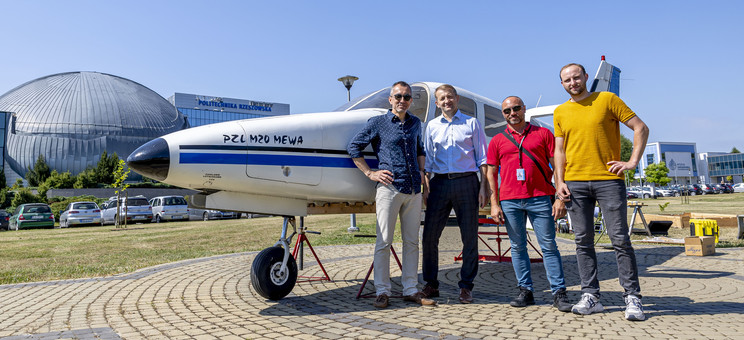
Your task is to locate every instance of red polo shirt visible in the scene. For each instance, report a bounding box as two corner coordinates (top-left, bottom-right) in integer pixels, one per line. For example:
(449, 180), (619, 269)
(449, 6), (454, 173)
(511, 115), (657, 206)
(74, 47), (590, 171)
(486, 123), (556, 201)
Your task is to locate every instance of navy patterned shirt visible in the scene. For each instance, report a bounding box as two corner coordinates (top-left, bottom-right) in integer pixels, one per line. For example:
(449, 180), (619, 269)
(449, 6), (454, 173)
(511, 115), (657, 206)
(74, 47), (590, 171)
(347, 110), (426, 194)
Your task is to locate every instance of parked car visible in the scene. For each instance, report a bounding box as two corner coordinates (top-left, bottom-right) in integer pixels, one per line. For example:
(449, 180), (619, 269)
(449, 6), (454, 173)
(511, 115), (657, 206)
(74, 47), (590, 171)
(657, 186), (681, 197)
(59, 201), (103, 228)
(700, 184), (717, 195)
(715, 184), (733, 193)
(149, 195), (189, 223)
(101, 196), (153, 225)
(685, 184), (703, 195)
(626, 190), (639, 199)
(734, 183), (744, 193)
(627, 187), (644, 198)
(0, 210), (9, 230)
(9, 203), (55, 230)
(640, 186), (662, 198)
(189, 208), (240, 221)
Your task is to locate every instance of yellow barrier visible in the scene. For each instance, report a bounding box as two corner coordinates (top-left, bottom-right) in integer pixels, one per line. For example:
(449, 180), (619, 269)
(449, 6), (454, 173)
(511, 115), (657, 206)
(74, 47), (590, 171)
(689, 219), (719, 243)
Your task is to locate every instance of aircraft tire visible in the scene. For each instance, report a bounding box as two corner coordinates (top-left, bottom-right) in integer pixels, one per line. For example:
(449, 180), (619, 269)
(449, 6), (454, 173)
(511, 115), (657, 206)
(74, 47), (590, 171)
(251, 246), (297, 300)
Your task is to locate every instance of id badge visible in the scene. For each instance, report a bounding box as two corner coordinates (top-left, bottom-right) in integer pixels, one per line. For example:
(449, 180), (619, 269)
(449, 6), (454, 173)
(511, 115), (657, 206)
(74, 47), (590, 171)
(516, 168), (526, 181)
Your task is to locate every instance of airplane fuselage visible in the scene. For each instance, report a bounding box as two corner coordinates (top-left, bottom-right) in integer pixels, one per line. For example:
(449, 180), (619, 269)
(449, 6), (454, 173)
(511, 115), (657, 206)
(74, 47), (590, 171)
(128, 82), (518, 216)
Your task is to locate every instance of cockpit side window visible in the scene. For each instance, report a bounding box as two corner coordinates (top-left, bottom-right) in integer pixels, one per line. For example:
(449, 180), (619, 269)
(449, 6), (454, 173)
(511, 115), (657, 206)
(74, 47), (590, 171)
(529, 116), (554, 132)
(335, 85), (430, 123)
(484, 104), (507, 137)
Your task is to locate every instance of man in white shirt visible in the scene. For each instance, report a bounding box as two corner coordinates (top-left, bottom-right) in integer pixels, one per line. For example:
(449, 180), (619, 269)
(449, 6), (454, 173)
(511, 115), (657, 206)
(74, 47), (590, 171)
(421, 84), (488, 304)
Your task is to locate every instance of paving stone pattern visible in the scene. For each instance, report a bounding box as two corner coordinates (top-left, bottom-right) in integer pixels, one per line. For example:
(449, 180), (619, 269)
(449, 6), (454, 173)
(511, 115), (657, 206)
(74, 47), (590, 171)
(1, 227), (743, 339)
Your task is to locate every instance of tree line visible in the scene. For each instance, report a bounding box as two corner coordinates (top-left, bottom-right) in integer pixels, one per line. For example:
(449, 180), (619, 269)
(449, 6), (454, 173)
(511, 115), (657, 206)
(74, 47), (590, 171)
(1, 151), (166, 212)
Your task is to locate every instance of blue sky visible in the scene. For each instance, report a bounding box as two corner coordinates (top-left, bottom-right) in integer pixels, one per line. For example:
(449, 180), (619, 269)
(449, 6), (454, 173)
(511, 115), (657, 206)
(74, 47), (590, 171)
(1, 0), (742, 153)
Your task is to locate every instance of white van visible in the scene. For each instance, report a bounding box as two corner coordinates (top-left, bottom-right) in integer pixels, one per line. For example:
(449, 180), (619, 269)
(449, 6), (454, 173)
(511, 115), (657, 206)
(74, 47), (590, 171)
(149, 196), (189, 223)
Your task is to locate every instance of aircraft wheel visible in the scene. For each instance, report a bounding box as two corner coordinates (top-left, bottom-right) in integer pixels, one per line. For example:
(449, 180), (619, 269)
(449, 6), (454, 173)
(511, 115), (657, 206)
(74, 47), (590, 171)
(251, 246), (297, 300)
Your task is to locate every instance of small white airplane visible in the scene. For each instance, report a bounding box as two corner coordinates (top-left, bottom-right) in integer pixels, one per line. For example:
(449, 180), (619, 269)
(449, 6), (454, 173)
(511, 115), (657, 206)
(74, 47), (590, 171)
(127, 56), (621, 300)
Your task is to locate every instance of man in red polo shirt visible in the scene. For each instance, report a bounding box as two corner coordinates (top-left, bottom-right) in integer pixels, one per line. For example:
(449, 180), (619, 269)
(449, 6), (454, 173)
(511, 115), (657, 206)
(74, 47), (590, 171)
(486, 96), (573, 312)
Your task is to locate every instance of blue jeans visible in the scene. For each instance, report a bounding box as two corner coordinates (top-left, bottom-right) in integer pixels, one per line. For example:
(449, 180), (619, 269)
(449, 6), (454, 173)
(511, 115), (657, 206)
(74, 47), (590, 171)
(565, 180), (641, 298)
(501, 195), (566, 295)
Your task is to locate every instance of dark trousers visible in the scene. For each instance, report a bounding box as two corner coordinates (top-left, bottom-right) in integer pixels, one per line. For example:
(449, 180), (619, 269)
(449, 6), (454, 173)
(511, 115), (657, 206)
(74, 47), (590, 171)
(422, 174), (480, 290)
(565, 179), (641, 298)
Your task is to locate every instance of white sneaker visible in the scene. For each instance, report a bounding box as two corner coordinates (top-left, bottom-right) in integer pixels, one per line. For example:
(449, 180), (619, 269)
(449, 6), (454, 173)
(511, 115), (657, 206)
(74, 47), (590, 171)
(572, 293), (604, 315)
(624, 295), (645, 321)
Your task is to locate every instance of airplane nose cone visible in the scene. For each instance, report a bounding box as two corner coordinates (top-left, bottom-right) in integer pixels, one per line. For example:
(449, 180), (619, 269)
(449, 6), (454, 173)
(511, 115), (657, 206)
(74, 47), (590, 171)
(127, 138), (170, 181)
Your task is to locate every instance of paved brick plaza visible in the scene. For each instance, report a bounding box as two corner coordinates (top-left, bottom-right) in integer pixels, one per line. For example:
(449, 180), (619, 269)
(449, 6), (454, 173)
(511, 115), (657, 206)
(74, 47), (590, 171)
(1, 227), (743, 340)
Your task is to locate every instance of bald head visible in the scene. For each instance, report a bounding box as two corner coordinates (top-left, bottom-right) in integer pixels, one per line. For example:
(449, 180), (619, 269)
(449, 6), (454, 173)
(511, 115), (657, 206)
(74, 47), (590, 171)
(501, 96), (526, 131)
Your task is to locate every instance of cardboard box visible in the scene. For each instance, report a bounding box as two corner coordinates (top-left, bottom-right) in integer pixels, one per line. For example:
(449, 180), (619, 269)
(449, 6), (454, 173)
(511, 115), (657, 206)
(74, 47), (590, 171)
(684, 236), (715, 256)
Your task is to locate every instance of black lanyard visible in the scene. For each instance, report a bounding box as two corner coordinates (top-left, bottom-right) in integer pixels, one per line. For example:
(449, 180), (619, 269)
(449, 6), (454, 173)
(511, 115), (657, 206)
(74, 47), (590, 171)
(513, 124), (531, 168)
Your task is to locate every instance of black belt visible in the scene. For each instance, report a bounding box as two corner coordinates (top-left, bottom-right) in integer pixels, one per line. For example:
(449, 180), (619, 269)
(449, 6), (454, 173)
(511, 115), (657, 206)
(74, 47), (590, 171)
(434, 172), (476, 179)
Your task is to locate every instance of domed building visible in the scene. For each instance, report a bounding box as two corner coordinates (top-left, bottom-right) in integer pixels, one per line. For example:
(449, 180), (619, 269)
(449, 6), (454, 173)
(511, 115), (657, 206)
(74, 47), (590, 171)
(0, 72), (189, 182)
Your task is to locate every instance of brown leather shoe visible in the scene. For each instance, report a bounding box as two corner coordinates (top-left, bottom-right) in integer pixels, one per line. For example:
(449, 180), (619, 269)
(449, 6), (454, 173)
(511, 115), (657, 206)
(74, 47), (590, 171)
(459, 288), (473, 304)
(373, 294), (389, 308)
(422, 284), (440, 298)
(403, 292), (437, 306)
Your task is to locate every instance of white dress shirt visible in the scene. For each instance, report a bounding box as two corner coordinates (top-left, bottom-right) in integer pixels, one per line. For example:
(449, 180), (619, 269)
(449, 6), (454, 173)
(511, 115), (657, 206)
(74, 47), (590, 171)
(424, 110), (487, 174)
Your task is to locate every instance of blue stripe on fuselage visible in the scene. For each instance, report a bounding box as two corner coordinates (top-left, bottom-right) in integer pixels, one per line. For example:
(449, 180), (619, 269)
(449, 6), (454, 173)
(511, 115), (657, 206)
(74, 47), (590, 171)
(179, 152), (379, 168)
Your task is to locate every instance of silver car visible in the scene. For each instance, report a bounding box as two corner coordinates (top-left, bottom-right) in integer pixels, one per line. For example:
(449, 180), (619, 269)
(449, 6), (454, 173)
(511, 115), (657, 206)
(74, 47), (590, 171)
(149, 196), (189, 223)
(101, 196), (153, 225)
(189, 208), (239, 221)
(59, 201), (103, 228)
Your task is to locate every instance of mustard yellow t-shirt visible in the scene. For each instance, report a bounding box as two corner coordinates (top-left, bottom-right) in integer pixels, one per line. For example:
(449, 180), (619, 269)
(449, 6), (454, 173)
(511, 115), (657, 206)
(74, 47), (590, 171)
(554, 92), (636, 181)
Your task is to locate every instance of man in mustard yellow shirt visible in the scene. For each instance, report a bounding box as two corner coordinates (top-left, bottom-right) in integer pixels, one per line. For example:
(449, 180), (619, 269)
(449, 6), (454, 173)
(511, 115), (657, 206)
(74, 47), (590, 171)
(554, 63), (649, 321)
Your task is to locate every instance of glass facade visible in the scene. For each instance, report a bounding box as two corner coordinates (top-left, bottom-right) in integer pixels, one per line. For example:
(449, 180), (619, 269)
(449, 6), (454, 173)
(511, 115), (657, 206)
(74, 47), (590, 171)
(708, 153), (744, 182)
(0, 111), (7, 169)
(178, 108), (268, 127)
(169, 93), (290, 128)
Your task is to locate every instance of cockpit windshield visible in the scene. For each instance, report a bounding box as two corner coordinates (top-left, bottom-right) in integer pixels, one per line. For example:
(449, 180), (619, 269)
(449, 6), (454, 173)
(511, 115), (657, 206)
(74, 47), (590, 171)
(334, 85), (430, 122)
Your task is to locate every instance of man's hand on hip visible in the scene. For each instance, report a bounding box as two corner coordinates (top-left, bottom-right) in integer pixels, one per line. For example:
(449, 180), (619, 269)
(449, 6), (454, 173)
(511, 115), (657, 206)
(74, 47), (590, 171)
(607, 160), (637, 176)
(368, 170), (394, 185)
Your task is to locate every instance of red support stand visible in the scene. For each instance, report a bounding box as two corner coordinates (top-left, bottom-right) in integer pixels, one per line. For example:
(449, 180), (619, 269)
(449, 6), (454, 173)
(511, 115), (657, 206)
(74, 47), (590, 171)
(454, 217), (543, 263)
(356, 245), (403, 299)
(291, 217), (332, 283)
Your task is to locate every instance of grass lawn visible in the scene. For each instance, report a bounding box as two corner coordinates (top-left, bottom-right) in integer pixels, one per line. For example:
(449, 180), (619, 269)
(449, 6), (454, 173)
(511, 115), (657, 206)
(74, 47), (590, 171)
(0, 214), (379, 285)
(557, 192), (744, 247)
(633, 192), (744, 216)
(1, 193), (742, 285)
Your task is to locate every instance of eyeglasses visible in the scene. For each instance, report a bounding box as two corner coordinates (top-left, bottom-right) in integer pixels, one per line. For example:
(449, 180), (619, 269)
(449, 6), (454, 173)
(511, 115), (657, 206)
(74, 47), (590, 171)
(392, 94), (413, 101)
(503, 105), (522, 115)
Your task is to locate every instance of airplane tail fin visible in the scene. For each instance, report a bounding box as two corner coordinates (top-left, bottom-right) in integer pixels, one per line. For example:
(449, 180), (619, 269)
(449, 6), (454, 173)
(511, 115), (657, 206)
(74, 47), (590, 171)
(589, 55), (621, 96)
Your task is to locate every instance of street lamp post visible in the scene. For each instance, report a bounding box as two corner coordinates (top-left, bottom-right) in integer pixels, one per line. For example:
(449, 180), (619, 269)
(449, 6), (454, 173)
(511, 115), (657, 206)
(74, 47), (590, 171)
(338, 75), (360, 232)
(338, 75), (358, 101)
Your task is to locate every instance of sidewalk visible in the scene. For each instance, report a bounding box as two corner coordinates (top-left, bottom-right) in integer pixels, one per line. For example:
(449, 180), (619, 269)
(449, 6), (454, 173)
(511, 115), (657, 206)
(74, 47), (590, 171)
(1, 227), (743, 339)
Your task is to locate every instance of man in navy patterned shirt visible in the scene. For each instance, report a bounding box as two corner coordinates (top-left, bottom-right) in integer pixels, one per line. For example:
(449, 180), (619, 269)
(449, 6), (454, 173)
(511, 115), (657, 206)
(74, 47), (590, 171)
(347, 81), (434, 308)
